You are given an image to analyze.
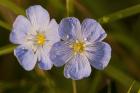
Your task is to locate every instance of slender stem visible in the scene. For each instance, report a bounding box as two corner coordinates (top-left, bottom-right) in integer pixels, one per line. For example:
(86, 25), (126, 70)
(98, 4), (140, 24)
(127, 80), (135, 93)
(66, 0), (70, 16)
(72, 80), (77, 93)
(0, 20), (11, 30)
(0, 45), (16, 56)
(107, 80), (111, 93)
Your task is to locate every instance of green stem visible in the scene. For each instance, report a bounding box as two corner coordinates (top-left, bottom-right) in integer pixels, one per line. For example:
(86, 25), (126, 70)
(127, 81), (135, 93)
(66, 0), (74, 17)
(72, 80), (77, 93)
(98, 4), (140, 24)
(0, 45), (16, 56)
(0, 20), (11, 30)
(107, 80), (111, 93)
(66, 0), (70, 17)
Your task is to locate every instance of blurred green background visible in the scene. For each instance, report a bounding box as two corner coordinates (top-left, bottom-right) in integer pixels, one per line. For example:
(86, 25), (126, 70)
(0, 0), (140, 93)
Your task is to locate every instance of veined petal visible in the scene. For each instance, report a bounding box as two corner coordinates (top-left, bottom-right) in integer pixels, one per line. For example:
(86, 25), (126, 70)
(64, 54), (91, 80)
(81, 19), (107, 42)
(37, 45), (53, 70)
(10, 15), (31, 44)
(14, 45), (37, 71)
(26, 5), (50, 31)
(59, 17), (82, 40)
(50, 41), (73, 67)
(46, 19), (60, 44)
(86, 42), (111, 70)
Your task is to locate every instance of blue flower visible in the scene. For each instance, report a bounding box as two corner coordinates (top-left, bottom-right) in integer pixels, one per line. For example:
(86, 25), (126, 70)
(10, 5), (60, 71)
(50, 17), (111, 80)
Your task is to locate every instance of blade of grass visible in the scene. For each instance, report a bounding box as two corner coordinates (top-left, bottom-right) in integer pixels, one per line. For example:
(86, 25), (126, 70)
(98, 4), (140, 24)
(0, 44), (16, 56)
(127, 80), (135, 93)
(104, 65), (140, 92)
(0, 20), (11, 30)
(0, 0), (25, 15)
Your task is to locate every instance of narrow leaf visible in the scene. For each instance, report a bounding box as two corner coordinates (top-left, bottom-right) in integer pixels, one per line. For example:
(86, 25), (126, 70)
(99, 4), (140, 24)
(0, 20), (11, 30)
(0, 44), (16, 56)
(104, 65), (140, 92)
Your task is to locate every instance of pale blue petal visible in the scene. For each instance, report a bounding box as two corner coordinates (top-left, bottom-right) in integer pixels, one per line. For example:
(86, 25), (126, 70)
(26, 5), (50, 31)
(38, 46), (53, 70)
(81, 19), (107, 42)
(10, 15), (31, 44)
(59, 17), (82, 40)
(14, 45), (37, 71)
(50, 41), (73, 67)
(86, 42), (111, 70)
(38, 56), (53, 70)
(46, 19), (60, 44)
(64, 55), (91, 80)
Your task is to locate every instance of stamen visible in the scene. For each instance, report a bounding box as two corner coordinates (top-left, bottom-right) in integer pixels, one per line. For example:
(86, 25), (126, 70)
(36, 33), (46, 45)
(72, 41), (85, 54)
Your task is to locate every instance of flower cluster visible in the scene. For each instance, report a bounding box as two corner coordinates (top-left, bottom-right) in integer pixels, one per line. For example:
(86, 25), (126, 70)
(10, 5), (111, 80)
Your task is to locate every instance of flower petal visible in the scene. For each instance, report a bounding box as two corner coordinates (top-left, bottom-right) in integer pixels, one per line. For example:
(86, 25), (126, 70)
(10, 15), (31, 44)
(81, 19), (107, 42)
(37, 45), (53, 70)
(64, 54), (91, 80)
(14, 45), (37, 71)
(26, 5), (50, 31)
(59, 17), (82, 40)
(45, 19), (60, 44)
(86, 42), (111, 70)
(50, 41), (73, 67)
(38, 57), (53, 70)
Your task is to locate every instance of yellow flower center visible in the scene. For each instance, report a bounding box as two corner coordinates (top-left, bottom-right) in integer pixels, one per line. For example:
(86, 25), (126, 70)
(36, 33), (46, 45)
(72, 41), (85, 54)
